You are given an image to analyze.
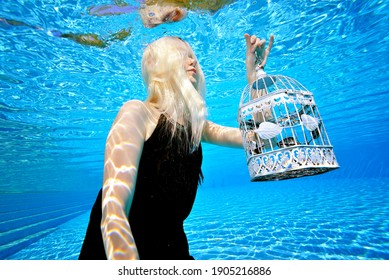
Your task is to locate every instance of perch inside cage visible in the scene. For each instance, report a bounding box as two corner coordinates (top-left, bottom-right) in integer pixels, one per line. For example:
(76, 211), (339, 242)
(238, 72), (339, 181)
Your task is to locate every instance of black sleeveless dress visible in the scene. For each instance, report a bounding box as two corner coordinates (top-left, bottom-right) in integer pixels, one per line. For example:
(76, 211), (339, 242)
(79, 114), (203, 260)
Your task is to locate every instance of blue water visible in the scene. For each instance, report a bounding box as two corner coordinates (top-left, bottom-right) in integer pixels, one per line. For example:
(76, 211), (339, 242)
(0, 0), (388, 260)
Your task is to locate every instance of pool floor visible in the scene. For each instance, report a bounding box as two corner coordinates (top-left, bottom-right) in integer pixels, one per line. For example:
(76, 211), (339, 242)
(4, 178), (389, 260)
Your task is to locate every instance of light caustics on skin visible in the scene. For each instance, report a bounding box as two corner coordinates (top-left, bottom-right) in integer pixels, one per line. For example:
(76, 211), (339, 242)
(101, 185), (138, 259)
(100, 111), (145, 260)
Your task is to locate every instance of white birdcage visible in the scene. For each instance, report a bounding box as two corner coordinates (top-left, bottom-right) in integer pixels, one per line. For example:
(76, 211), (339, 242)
(238, 71), (339, 181)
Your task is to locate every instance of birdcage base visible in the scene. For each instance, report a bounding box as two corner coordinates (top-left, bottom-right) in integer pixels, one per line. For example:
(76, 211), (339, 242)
(250, 166), (337, 181)
(247, 146), (339, 181)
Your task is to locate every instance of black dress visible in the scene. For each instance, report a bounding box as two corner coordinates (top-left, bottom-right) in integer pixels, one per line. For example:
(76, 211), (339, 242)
(79, 114), (203, 260)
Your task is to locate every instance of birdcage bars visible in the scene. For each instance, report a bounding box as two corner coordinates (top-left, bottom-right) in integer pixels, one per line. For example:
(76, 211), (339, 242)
(238, 74), (339, 181)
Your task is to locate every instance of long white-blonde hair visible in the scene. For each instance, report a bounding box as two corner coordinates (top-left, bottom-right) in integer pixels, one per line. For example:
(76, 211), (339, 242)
(141, 36), (207, 152)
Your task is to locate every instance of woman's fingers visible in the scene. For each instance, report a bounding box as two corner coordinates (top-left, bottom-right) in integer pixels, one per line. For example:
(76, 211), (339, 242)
(244, 33), (252, 48)
(267, 35), (274, 52)
(245, 33), (269, 53)
(255, 35), (274, 68)
(245, 34), (275, 69)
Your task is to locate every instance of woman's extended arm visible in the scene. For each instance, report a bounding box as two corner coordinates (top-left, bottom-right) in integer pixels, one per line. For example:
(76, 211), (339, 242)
(100, 100), (149, 260)
(202, 120), (243, 148)
(201, 34), (275, 148)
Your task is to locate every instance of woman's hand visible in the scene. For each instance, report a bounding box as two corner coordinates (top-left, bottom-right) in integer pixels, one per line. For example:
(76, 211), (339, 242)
(244, 34), (274, 84)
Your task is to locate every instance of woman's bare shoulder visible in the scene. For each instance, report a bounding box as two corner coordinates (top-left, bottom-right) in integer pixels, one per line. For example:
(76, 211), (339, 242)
(120, 99), (146, 112)
(119, 100), (161, 140)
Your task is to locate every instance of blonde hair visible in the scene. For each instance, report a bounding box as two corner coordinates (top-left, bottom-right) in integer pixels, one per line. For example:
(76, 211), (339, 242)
(142, 36), (207, 152)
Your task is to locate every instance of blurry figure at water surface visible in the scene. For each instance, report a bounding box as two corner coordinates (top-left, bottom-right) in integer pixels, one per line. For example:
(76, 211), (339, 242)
(88, 0), (233, 27)
(0, 17), (41, 30)
(88, 0), (186, 28)
(0, 1), (234, 48)
(48, 28), (132, 48)
(0, 17), (131, 48)
(78, 33), (274, 260)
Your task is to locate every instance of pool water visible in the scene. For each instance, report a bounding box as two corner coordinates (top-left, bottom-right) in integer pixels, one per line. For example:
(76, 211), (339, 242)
(1, 0), (388, 260)
(6, 177), (389, 260)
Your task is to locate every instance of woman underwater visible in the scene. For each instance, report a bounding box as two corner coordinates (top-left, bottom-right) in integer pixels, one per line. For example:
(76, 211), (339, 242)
(79, 33), (274, 260)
